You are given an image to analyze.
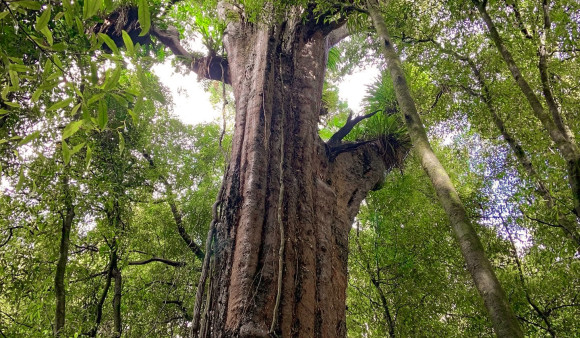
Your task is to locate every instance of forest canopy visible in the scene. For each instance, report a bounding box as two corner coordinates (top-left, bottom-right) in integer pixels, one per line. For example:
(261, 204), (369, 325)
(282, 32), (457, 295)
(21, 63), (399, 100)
(0, 0), (579, 337)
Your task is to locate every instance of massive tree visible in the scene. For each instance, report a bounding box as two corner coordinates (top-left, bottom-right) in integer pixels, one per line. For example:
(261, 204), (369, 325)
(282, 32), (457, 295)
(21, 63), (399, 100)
(185, 4), (404, 337)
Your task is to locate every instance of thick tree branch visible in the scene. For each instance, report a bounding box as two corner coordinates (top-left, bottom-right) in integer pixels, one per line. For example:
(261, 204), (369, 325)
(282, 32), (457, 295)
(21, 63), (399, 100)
(95, 6), (230, 83)
(128, 257), (186, 267)
(327, 23), (350, 47)
(327, 110), (380, 146)
(149, 26), (230, 83)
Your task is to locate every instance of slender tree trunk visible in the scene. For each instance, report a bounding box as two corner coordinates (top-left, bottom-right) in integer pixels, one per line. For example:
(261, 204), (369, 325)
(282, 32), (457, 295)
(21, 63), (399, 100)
(88, 245), (116, 337)
(54, 174), (75, 336)
(365, 1), (524, 337)
(473, 0), (580, 220)
(194, 6), (403, 337)
(112, 267), (122, 337)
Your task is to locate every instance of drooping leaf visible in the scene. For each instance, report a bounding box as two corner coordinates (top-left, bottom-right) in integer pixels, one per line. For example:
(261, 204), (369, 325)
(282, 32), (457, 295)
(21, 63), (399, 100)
(18, 131), (41, 146)
(138, 0), (151, 36)
(98, 32), (119, 54)
(118, 131), (125, 154)
(34, 5), (51, 32)
(97, 101), (108, 130)
(102, 66), (122, 91)
(122, 30), (135, 55)
(47, 98), (74, 111)
(83, 0), (102, 19)
(62, 120), (84, 140)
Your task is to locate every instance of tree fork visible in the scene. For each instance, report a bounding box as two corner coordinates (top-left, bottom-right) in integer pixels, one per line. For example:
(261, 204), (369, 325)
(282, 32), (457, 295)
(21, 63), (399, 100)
(365, 1), (524, 336)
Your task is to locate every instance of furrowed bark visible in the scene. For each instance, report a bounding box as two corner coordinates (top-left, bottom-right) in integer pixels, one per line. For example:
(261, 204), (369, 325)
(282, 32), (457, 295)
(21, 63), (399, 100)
(366, 1), (524, 337)
(473, 0), (580, 220)
(54, 174), (75, 336)
(194, 5), (406, 337)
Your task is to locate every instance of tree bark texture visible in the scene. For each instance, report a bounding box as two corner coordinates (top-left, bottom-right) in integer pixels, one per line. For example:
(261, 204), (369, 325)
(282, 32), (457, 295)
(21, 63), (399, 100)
(54, 175), (75, 336)
(366, 1), (524, 337)
(197, 8), (402, 338)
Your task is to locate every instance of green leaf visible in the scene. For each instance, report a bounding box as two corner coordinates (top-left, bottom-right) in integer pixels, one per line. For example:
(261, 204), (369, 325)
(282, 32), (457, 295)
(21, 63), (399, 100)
(35, 5), (51, 32)
(8, 64), (29, 73)
(16, 1), (41, 11)
(71, 103), (82, 117)
(138, 0), (150, 36)
(53, 54), (63, 69)
(31, 88), (43, 102)
(62, 120), (83, 140)
(0, 12), (9, 21)
(128, 109), (138, 125)
(97, 101), (108, 130)
(122, 30), (134, 55)
(102, 66), (121, 91)
(15, 168), (25, 192)
(85, 145), (92, 169)
(87, 93), (106, 106)
(83, 0), (102, 19)
(47, 98), (73, 111)
(98, 33), (119, 54)
(4, 102), (20, 108)
(18, 131), (41, 146)
(9, 70), (19, 88)
(71, 142), (85, 155)
(118, 131), (125, 154)
(40, 26), (53, 46)
(90, 62), (99, 84)
(62, 140), (71, 165)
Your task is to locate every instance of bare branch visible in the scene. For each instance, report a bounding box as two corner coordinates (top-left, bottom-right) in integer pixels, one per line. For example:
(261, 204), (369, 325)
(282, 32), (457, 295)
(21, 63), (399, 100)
(327, 110), (380, 146)
(128, 257), (186, 267)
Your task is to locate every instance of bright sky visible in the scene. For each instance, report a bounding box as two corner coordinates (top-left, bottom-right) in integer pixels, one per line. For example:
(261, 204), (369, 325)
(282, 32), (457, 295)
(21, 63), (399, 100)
(154, 60), (379, 125)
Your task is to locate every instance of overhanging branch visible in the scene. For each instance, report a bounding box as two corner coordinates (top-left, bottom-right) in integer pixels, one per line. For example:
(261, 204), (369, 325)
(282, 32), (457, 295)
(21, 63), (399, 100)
(94, 6), (230, 83)
(149, 26), (230, 83)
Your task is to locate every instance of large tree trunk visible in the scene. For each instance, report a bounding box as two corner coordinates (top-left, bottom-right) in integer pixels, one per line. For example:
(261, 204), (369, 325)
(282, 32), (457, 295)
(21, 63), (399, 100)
(195, 8), (399, 338)
(365, 1), (524, 337)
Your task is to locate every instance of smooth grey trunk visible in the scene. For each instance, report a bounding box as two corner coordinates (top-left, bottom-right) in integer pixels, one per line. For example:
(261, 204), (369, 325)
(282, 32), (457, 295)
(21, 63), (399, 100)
(473, 0), (580, 221)
(54, 174), (75, 336)
(366, 1), (524, 337)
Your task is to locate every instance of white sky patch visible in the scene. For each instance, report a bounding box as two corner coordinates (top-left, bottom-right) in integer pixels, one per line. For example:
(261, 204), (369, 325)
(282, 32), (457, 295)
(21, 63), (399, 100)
(153, 59), (221, 125)
(155, 59), (379, 125)
(338, 66), (380, 113)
